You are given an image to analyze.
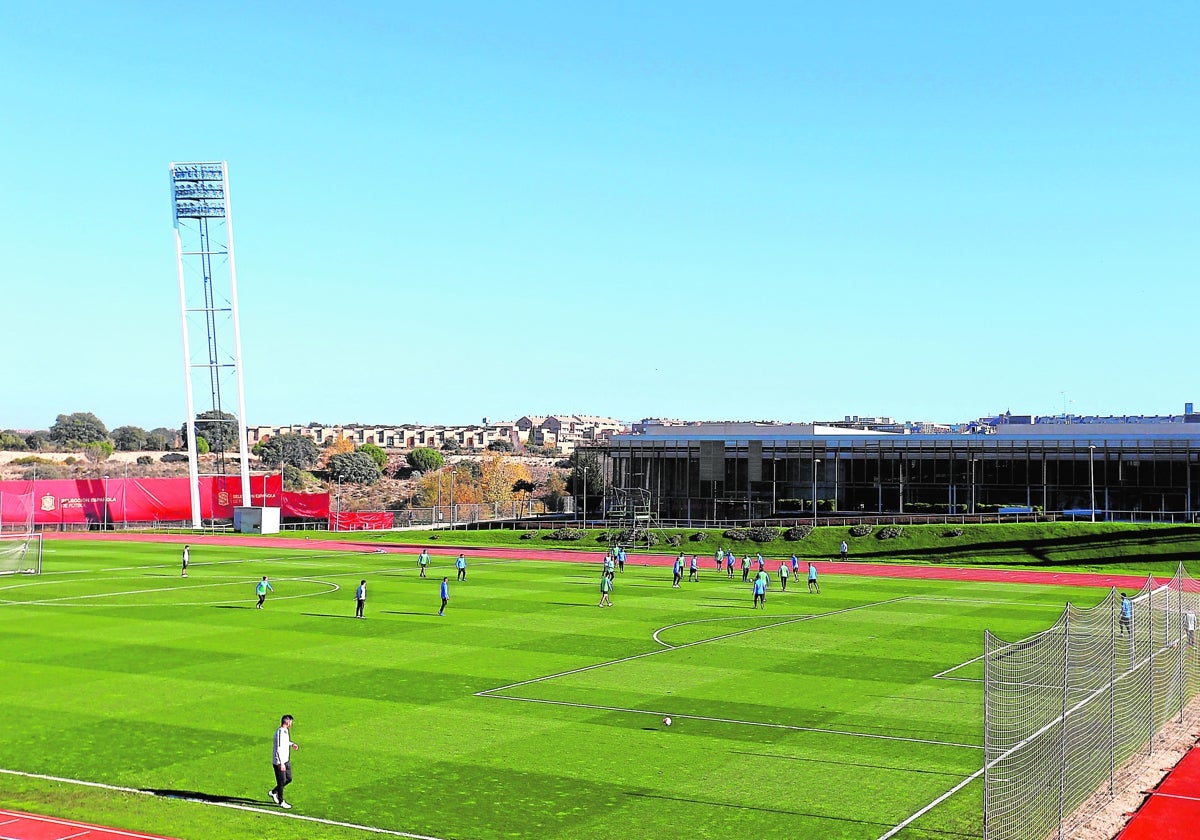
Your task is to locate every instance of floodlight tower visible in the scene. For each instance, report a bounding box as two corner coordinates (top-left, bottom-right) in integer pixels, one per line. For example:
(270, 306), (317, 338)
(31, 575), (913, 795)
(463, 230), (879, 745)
(170, 161), (251, 529)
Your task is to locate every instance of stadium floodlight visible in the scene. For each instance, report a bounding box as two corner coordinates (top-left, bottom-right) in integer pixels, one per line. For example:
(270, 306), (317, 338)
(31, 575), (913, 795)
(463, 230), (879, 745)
(170, 161), (252, 528)
(0, 533), (43, 576)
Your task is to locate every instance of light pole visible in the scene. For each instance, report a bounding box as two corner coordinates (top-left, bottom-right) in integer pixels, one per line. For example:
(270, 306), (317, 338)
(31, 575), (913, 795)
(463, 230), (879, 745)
(812, 459), (821, 525)
(582, 466), (588, 529)
(449, 468), (455, 525)
(103, 474), (110, 531)
(336, 478), (342, 532)
(1089, 445), (1097, 523)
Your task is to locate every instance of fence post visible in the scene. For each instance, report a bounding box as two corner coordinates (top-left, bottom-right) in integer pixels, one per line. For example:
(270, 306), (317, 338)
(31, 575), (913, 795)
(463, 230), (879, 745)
(1109, 592), (1116, 795)
(1059, 614), (1070, 840)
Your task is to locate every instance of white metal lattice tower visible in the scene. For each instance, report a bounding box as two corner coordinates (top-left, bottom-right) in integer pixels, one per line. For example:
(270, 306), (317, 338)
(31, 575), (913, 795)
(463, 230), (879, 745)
(170, 161), (251, 529)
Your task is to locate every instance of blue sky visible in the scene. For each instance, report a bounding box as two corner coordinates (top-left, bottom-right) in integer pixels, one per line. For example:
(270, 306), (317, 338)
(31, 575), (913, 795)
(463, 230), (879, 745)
(3, 2), (1196, 431)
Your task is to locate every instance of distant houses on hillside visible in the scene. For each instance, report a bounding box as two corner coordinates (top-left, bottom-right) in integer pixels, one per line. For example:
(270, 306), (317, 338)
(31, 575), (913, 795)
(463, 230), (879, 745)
(246, 415), (627, 455)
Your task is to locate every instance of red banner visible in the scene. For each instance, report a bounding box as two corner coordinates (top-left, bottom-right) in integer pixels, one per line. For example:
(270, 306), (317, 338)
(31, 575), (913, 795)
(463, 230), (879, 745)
(0, 477), (330, 525)
(330, 511), (392, 531)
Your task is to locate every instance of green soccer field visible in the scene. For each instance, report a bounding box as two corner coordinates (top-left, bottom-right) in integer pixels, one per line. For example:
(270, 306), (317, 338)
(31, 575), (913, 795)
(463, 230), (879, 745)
(0, 539), (1108, 840)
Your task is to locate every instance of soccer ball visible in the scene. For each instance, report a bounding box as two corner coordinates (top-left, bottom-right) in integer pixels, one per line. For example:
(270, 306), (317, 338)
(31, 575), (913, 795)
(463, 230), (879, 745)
(663, 716), (672, 727)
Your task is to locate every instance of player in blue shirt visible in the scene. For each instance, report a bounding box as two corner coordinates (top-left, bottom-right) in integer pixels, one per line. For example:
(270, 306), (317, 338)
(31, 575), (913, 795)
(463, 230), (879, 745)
(439, 577), (450, 616)
(1119, 593), (1132, 636)
(455, 554), (467, 581)
(688, 555), (698, 582)
(808, 563), (820, 594)
(752, 572), (767, 609)
(672, 555), (683, 588)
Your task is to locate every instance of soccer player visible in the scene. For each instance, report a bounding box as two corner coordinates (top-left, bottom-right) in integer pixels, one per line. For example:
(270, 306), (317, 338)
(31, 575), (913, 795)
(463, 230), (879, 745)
(741, 555), (751, 583)
(417, 549), (430, 578)
(756, 553), (764, 572)
(1187, 609), (1196, 646)
(455, 553), (467, 581)
(689, 555), (698, 582)
(807, 563), (820, 594)
(779, 561), (789, 591)
(672, 555), (683, 588)
(354, 579), (366, 619)
(839, 540), (849, 562)
(439, 577), (450, 616)
(714, 547), (724, 570)
(726, 551), (735, 579)
(181, 544), (190, 577)
(617, 545), (626, 573)
(599, 571), (613, 607)
(1119, 593), (1132, 636)
(791, 553), (799, 575)
(256, 576), (274, 609)
(752, 571), (767, 609)
(269, 714), (298, 809)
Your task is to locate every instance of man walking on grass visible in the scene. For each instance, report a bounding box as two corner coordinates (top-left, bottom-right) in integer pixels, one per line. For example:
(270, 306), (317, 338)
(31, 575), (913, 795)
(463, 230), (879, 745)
(439, 577), (450, 616)
(269, 714), (298, 809)
(418, 549), (430, 577)
(808, 563), (820, 594)
(181, 544), (189, 577)
(256, 576), (274, 609)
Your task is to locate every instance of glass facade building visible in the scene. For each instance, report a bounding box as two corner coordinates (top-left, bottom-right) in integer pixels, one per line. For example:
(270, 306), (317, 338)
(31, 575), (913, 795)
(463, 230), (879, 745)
(602, 423), (1200, 522)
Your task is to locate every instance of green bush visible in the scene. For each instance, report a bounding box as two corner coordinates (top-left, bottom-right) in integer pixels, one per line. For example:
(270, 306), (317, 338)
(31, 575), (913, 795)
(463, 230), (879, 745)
(614, 527), (658, 546)
(944, 527), (964, 538)
(358, 443), (387, 470)
(136, 455), (153, 466)
(161, 453), (188, 463)
(747, 526), (780, 543)
(723, 528), (750, 542)
(21, 465), (67, 479)
(784, 524), (813, 540)
(849, 524), (873, 537)
(878, 526), (904, 540)
(9, 456), (58, 466)
(546, 527), (586, 541)
(520, 531), (535, 540)
(690, 532), (709, 542)
(666, 534), (683, 547)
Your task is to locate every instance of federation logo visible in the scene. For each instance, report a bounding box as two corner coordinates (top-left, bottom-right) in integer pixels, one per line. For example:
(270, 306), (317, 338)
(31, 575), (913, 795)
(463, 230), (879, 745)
(40, 493), (56, 512)
(217, 490), (230, 506)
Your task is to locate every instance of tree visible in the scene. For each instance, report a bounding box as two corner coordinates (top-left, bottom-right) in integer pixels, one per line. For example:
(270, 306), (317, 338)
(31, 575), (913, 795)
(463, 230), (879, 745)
(567, 449), (605, 498)
(408, 447), (444, 473)
(144, 432), (169, 451)
(441, 438), (461, 453)
(195, 436), (211, 454)
(0, 431), (28, 451)
(326, 451), (382, 485)
(254, 434), (321, 470)
(82, 440), (114, 464)
(150, 427), (179, 449)
(358, 443), (388, 471)
(325, 435), (355, 455)
(183, 410), (239, 453)
(50, 412), (108, 447)
(111, 425), (148, 451)
(541, 472), (568, 507)
(487, 438), (514, 452)
(479, 452), (531, 504)
(24, 431), (51, 451)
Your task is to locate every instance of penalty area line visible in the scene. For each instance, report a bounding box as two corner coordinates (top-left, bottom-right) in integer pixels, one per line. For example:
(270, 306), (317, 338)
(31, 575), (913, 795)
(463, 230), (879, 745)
(0, 767), (447, 840)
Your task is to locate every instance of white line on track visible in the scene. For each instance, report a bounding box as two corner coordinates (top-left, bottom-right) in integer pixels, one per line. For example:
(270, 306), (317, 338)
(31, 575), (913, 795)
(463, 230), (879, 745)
(0, 767), (448, 840)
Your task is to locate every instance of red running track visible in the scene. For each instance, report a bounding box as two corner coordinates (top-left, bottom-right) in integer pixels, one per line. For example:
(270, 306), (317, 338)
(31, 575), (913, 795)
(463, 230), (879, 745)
(0, 808), (177, 840)
(47, 531), (1158, 590)
(1117, 742), (1200, 840)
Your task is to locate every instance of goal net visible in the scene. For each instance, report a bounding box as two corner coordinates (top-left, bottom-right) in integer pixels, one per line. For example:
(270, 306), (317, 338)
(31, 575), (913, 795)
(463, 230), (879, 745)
(983, 569), (1200, 840)
(0, 533), (42, 576)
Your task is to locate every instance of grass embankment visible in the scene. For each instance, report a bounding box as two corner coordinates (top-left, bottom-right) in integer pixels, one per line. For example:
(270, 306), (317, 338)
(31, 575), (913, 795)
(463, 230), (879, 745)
(263, 522), (1200, 577)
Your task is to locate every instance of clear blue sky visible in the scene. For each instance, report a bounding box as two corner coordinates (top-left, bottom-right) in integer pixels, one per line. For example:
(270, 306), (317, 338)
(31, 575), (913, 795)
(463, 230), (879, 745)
(3, 2), (1196, 431)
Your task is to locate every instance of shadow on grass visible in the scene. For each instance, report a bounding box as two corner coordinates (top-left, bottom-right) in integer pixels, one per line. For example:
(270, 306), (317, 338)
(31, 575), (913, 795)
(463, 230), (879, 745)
(143, 787), (262, 806)
(379, 610), (437, 616)
(730, 749), (969, 777)
(300, 613), (358, 620)
(211, 605), (252, 610)
(624, 790), (906, 831)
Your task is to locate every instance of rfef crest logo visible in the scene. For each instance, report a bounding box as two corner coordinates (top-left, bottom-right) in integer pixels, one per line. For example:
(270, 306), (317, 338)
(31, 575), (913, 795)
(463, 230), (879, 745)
(217, 491), (230, 506)
(40, 494), (56, 512)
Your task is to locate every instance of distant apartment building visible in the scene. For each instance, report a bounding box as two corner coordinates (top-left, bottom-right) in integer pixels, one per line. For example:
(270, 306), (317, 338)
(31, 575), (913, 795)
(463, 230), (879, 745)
(247, 416), (623, 454)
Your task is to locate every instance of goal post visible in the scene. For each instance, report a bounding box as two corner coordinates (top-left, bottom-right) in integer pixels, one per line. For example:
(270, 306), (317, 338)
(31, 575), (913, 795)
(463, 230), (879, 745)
(0, 533), (43, 576)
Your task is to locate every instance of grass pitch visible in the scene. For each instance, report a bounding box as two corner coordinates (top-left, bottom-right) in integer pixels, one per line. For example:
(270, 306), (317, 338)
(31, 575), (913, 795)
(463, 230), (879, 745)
(0, 539), (1107, 839)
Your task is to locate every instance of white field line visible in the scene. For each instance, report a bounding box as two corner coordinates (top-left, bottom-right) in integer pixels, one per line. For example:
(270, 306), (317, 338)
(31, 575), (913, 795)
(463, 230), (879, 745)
(489, 694), (981, 750)
(875, 633), (1177, 840)
(0, 577), (340, 607)
(480, 597), (910, 696)
(0, 767), (448, 840)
